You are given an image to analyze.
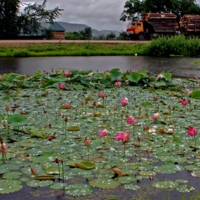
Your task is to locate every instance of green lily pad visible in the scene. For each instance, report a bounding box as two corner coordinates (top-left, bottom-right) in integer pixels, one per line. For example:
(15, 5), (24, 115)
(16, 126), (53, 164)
(124, 184), (141, 190)
(26, 180), (53, 187)
(118, 176), (137, 184)
(50, 182), (67, 190)
(89, 178), (121, 189)
(154, 164), (184, 174)
(2, 172), (22, 179)
(176, 184), (195, 192)
(7, 114), (27, 124)
(0, 180), (22, 193)
(65, 183), (93, 196)
(139, 171), (156, 176)
(152, 180), (179, 189)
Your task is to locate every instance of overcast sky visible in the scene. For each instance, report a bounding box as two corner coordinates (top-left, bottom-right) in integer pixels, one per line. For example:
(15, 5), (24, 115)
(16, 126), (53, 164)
(20, 0), (200, 32)
(20, 0), (127, 31)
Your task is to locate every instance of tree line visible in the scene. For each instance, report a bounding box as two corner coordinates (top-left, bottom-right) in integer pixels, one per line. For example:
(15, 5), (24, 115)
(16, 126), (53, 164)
(0, 0), (62, 39)
(1, 0), (200, 39)
(120, 0), (200, 22)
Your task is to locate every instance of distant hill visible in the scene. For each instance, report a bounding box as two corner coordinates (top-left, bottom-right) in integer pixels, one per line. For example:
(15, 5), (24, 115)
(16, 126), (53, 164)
(57, 22), (120, 37)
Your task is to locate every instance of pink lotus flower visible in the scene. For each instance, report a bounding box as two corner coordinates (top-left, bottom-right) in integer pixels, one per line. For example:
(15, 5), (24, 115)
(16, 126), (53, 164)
(120, 98), (128, 107)
(184, 89), (191, 95)
(115, 81), (122, 87)
(181, 99), (188, 106)
(65, 103), (71, 109)
(114, 131), (130, 143)
(84, 137), (90, 146)
(88, 72), (93, 77)
(64, 71), (72, 77)
(99, 129), (108, 138)
(188, 127), (197, 136)
(59, 83), (65, 89)
(157, 74), (164, 79)
(98, 92), (105, 98)
(0, 143), (7, 155)
(195, 77), (198, 82)
(126, 116), (137, 125)
(152, 112), (160, 120)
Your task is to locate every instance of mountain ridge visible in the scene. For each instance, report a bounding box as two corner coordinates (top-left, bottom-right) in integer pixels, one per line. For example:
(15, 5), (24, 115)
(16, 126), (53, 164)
(57, 21), (120, 37)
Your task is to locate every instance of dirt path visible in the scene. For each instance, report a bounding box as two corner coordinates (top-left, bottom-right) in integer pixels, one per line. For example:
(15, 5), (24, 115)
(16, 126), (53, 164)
(0, 40), (150, 46)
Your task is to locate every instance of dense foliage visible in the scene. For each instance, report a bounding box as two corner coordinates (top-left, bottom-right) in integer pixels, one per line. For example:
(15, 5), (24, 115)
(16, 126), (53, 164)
(143, 35), (200, 57)
(66, 27), (93, 40)
(0, 70), (200, 199)
(0, 0), (62, 38)
(120, 0), (200, 21)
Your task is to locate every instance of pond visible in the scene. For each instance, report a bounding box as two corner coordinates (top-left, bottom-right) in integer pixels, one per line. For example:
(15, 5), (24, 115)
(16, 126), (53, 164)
(0, 56), (200, 77)
(0, 57), (200, 200)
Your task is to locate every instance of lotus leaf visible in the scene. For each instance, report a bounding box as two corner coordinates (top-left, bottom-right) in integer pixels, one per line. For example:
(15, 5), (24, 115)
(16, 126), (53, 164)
(50, 182), (67, 190)
(139, 170), (156, 176)
(89, 178), (121, 189)
(124, 184), (141, 190)
(185, 165), (200, 171)
(118, 176), (137, 184)
(176, 184), (195, 192)
(7, 114), (27, 124)
(26, 180), (53, 187)
(154, 164), (184, 174)
(191, 90), (200, 99)
(65, 183), (93, 196)
(0, 180), (22, 194)
(152, 180), (179, 189)
(2, 172), (22, 179)
(175, 179), (188, 184)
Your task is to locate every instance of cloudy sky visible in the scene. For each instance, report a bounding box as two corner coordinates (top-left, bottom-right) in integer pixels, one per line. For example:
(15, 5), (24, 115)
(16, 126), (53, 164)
(20, 0), (200, 32)
(20, 0), (127, 31)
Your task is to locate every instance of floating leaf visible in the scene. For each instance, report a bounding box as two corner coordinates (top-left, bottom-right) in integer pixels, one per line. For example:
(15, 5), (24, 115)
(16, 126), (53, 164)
(124, 184), (141, 190)
(26, 180), (53, 187)
(191, 90), (200, 99)
(7, 114), (27, 124)
(2, 172), (22, 179)
(176, 184), (195, 192)
(0, 180), (22, 193)
(89, 178), (121, 189)
(154, 164), (184, 174)
(152, 180), (179, 189)
(65, 183), (93, 196)
(50, 182), (67, 190)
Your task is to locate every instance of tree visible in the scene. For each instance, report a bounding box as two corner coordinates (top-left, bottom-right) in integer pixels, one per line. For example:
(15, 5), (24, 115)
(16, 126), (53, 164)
(120, 0), (200, 22)
(0, 0), (21, 38)
(0, 0), (63, 38)
(79, 27), (92, 40)
(106, 32), (116, 40)
(66, 27), (93, 40)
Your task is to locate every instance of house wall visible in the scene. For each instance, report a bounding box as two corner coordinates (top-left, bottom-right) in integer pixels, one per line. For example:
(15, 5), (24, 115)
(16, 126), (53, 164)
(52, 31), (65, 40)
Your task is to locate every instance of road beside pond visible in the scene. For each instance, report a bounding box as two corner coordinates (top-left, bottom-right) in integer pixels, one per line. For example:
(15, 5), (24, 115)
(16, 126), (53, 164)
(0, 40), (150, 46)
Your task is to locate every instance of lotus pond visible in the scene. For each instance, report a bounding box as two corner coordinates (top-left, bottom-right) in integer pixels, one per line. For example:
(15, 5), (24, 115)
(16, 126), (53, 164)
(1, 69), (200, 200)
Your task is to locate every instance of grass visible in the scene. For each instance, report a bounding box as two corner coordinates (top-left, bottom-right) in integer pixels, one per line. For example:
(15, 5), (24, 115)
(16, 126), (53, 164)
(0, 35), (200, 57)
(0, 43), (148, 57)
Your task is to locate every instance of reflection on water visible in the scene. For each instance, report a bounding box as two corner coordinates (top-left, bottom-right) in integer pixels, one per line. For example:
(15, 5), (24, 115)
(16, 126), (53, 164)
(0, 56), (200, 77)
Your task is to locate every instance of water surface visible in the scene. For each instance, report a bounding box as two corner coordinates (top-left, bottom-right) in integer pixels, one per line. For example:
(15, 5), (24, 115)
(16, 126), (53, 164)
(0, 56), (200, 77)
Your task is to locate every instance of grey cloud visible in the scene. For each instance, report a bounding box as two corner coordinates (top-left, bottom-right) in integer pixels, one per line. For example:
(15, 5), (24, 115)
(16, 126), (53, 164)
(20, 0), (127, 31)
